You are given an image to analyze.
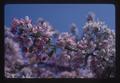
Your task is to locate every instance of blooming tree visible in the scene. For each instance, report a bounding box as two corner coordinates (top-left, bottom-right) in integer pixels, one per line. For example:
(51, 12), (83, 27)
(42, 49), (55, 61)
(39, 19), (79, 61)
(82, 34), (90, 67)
(4, 13), (115, 78)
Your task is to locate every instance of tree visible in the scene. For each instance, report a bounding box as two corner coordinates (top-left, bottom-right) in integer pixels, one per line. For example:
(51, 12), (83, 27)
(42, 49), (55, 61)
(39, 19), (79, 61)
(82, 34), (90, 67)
(5, 13), (115, 78)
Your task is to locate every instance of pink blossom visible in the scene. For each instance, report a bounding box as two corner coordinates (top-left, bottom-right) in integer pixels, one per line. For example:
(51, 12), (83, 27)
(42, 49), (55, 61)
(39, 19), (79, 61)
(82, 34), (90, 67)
(24, 16), (32, 24)
(19, 18), (25, 25)
(11, 18), (20, 28)
(5, 13), (115, 78)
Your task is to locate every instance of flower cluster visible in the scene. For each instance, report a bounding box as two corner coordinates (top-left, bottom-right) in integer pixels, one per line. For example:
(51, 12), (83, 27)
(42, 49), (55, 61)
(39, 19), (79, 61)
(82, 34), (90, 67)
(4, 13), (115, 78)
(57, 32), (76, 48)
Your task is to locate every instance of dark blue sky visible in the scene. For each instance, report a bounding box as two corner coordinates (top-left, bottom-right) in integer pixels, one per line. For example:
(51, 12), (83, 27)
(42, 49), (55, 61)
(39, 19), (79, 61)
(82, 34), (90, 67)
(4, 4), (115, 33)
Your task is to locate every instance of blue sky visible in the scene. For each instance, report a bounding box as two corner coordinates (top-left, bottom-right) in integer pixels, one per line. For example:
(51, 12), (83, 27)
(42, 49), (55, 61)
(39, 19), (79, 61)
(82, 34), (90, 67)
(4, 4), (115, 33)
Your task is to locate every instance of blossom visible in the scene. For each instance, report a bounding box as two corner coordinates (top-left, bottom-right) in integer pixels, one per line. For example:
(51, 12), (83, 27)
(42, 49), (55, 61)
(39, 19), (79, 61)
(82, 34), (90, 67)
(59, 71), (77, 78)
(11, 18), (20, 28)
(24, 16), (32, 24)
(20, 67), (32, 78)
(5, 36), (24, 78)
(40, 70), (54, 78)
(4, 13), (115, 78)
(57, 32), (76, 48)
(40, 53), (49, 63)
(79, 67), (95, 78)
(87, 12), (95, 22)
(5, 27), (15, 38)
